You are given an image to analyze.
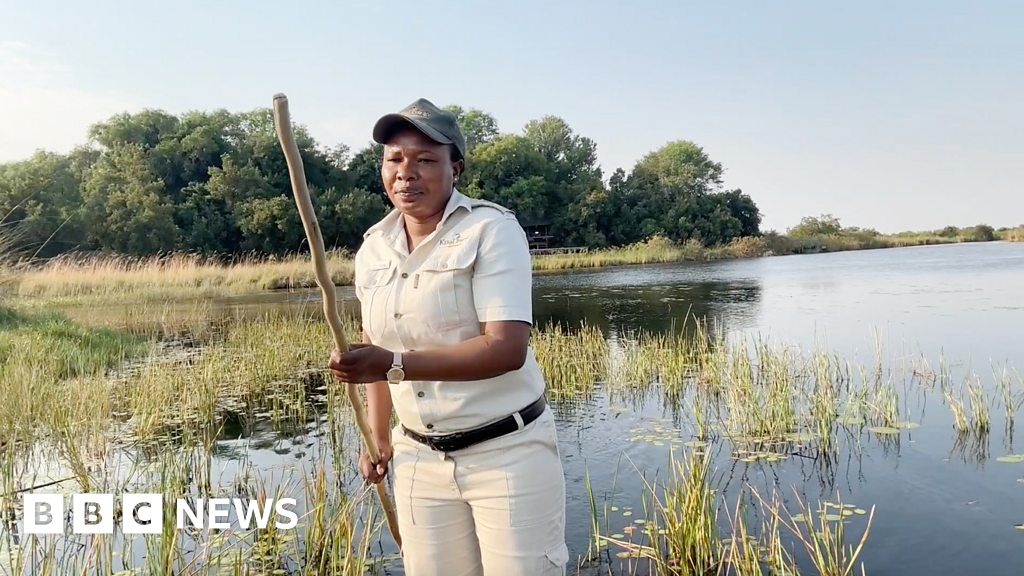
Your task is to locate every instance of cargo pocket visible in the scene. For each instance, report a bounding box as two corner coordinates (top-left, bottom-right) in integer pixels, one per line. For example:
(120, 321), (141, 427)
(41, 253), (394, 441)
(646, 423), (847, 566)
(506, 420), (566, 528)
(356, 261), (395, 340)
(544, 542), (569, 574)
(415, 246), (477, 333)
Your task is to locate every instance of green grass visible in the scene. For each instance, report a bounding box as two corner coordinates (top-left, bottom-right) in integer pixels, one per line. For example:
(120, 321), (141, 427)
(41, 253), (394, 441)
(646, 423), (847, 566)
(5, 292), (1019, 574)
(0, 306), (147, 448)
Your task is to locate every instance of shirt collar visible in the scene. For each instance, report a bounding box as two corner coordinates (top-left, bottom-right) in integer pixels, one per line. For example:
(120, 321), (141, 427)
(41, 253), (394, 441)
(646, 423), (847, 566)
(363, 188), (473, 240)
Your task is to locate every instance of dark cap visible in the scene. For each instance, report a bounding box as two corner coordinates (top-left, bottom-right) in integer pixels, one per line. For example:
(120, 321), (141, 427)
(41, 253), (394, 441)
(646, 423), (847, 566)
(372, 98), (466, 161)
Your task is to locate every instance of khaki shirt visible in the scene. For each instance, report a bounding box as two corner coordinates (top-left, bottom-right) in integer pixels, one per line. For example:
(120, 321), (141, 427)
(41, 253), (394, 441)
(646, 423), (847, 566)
(354, 189), (545, 435)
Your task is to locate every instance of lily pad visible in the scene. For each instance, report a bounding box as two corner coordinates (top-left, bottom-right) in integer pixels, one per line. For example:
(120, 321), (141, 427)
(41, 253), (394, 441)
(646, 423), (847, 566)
(868, 426), (901, 435)
(997, 455), (1024, 463)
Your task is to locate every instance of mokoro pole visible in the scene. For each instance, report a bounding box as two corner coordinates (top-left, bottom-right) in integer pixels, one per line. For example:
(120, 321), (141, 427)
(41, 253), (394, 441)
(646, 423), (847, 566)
(272, 93), (401, 548)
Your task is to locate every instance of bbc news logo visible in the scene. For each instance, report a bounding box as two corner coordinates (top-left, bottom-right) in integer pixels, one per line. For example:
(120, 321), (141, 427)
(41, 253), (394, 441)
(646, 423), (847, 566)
(21, 493), (299, 534)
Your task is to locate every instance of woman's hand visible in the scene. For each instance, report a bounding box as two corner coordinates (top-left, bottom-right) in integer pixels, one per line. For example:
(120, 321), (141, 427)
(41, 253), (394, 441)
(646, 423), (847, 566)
(328, 344), (393, 383)
(359, 443), (393, 484)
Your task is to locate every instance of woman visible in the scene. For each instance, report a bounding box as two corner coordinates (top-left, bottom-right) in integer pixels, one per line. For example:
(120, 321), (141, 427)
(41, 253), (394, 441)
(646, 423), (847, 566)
(328, 98), (568, 576)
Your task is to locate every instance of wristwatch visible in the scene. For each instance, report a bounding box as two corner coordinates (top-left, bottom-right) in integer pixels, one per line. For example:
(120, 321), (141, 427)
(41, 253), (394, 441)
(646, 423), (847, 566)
(386, 352), (405, 384)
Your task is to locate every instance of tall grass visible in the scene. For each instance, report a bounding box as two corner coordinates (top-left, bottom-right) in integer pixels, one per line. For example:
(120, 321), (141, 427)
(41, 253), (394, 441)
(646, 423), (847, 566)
(533, 322), (609, 399)
(757, 490), (874, 576)
(996, 225), (1024, 242)
(642, 450), (719, 574)
(11, 223), (1018, 301)
(13, 251), (355, 300)
(0, 307), (146, 449)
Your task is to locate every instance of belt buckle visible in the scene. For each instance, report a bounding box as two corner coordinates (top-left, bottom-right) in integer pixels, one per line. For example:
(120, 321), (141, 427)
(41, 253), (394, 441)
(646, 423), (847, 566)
(428, 435), (448, 452)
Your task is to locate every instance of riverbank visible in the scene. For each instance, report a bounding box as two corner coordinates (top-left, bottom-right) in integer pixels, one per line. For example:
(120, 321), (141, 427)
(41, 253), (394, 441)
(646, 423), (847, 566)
(3, 233), (1014, 300)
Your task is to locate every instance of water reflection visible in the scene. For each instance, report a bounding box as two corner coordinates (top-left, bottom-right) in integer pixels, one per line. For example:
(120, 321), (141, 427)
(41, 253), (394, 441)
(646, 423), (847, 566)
(534, 277), (762, 336)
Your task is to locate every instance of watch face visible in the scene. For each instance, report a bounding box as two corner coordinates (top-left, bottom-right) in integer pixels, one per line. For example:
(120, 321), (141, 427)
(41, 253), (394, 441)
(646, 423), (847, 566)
(387, 367), (405, 382)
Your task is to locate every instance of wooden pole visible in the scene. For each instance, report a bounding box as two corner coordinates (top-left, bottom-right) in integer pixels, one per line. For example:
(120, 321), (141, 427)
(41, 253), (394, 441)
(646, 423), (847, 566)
(272, 93), (401, 549)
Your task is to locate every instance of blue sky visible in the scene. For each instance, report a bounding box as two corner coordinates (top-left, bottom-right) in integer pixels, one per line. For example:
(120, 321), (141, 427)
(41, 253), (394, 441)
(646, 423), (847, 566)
(2, 0), (1021, 232)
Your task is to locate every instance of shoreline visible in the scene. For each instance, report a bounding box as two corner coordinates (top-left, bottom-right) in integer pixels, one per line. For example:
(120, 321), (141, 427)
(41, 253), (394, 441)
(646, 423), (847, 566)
(4, 236), (1019, 302)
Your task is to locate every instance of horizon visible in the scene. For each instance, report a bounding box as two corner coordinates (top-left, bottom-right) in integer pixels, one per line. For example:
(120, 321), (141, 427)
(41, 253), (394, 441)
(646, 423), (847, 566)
(2, 1), (1022, 233)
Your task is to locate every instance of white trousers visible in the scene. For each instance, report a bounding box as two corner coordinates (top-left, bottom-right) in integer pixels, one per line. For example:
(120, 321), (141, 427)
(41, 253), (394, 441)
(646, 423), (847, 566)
(391, 407), (568, 576)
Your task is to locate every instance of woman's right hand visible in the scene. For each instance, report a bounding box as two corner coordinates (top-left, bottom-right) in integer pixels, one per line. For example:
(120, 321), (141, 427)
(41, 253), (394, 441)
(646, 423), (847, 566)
(359, 444), (393, 484)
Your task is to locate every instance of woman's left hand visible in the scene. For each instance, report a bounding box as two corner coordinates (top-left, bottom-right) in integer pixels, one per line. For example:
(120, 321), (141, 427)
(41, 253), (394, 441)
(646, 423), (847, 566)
(328, 344), (393, 383)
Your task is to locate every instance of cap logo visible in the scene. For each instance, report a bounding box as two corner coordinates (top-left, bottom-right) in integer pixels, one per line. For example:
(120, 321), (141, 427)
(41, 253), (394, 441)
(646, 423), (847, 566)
(405, 106), (431, 118)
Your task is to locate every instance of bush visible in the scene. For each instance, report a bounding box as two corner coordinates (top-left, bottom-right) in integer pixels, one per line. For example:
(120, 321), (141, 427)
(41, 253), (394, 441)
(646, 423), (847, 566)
(719, 236), (769, 259)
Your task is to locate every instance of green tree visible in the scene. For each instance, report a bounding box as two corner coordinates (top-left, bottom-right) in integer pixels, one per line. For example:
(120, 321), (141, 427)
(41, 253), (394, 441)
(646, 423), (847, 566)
(83, 145), (179, 254)
(630, 140), (723, 191)
(718, 189), (761, 237)
(968, 223), (996, 241)
(462, 134), (553, 224)
(319, 187), (390, 249)
(0, 152), (87, 256)
(348, 143), (386, 201)
(176, 183), (236, 253)
(788, 214), (843, 237)
(614, 141), (756, 245)
(89, 109), (180, 150)
(444, 105), (499, 154)
(938, 225), (960, 238)
(235, 196), (303, 253)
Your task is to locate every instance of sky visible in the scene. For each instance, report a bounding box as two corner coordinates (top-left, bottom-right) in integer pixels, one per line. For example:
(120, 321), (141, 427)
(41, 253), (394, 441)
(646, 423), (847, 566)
(1, 0), (1021, 233)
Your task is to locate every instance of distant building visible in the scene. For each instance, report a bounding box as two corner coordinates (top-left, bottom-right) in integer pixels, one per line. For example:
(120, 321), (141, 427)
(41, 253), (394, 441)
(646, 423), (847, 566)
(521, 219), (553, 250)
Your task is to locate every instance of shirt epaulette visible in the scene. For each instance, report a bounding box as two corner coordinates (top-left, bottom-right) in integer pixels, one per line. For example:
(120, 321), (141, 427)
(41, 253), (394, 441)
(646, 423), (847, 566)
(469, 198), (515, 217)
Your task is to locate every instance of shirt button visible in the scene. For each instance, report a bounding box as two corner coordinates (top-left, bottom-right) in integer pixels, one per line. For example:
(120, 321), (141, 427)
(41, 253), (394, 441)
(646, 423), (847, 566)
(417, 391), (425, 398)
(426, 424), (434, 430)
(401, 272), (408, 279)
(393, 313), (402, 319)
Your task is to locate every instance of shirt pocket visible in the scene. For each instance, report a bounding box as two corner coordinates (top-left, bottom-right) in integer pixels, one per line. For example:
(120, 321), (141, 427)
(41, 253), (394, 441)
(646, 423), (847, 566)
(357, 260), (396, 341)
(415, 246), (478, 333)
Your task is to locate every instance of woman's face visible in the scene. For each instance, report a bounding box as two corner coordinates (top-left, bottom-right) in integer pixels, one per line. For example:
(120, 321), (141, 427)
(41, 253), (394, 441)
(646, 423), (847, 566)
(381, 127), (463, 222)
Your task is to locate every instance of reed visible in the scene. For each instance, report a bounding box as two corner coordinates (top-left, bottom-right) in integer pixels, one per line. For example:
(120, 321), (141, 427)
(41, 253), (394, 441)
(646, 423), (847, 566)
(755, 489), (874, 576)
(945, 390), (970, 434)
(640, 450), (720, 574)
(13, 251), (356, 300)
(532, 322), (609, 399)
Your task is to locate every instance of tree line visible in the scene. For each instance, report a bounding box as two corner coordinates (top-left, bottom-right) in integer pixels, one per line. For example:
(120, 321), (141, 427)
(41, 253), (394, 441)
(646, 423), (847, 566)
(0, 106), (761, 257)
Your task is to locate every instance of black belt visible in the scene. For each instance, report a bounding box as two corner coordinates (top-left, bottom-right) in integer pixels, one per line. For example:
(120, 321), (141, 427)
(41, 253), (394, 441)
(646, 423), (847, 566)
(401, 395), (547, 452)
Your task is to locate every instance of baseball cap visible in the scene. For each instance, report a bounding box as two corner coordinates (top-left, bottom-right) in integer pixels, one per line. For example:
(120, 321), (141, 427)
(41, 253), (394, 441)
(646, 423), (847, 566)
(372, 98), (467, 161)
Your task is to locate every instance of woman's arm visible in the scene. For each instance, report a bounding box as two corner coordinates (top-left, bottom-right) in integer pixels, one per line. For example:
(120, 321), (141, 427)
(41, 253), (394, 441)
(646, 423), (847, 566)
(405, 320), (530, 380)
(331, 320), (531, 384)
(330, 331), (393, 482)
(362, 331), (394, 448)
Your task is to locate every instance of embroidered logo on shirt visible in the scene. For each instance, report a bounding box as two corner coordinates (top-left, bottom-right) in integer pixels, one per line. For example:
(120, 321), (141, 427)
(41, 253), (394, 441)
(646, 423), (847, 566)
(439, 233), (466, 247)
